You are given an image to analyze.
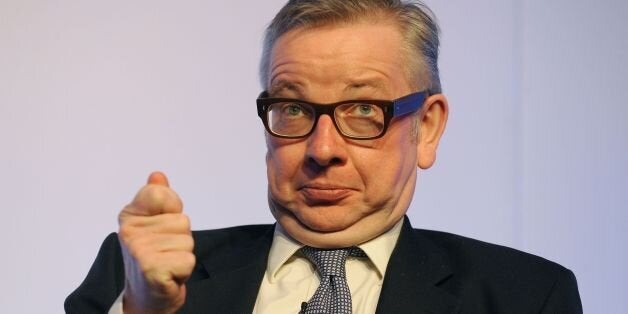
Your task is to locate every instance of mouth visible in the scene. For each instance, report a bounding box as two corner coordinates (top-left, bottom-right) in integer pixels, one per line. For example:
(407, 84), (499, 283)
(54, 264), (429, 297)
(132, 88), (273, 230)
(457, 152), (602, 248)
(299, 184), (354, 205)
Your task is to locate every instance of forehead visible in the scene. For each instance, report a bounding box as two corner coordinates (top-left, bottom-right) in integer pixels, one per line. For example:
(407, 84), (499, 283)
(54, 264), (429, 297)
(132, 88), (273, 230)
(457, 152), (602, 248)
(268, 21), (412, 98)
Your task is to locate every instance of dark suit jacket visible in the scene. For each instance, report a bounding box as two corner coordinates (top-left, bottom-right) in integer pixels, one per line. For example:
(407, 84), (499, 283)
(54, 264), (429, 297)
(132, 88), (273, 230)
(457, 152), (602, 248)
(65, 217), (582, 313)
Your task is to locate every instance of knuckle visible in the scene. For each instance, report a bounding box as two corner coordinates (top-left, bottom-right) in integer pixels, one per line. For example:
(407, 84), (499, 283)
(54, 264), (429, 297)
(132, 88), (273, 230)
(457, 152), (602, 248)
(183, 235), (195, 251)
(118, 224), (134, 241)
(118, 205), (133, 223)
(178, 214), (191, 230)
(183, 252), (196, 267)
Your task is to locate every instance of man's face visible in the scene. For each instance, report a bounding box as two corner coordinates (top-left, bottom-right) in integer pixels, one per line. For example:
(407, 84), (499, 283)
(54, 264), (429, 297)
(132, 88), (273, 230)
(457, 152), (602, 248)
(265, 21), (442, 248)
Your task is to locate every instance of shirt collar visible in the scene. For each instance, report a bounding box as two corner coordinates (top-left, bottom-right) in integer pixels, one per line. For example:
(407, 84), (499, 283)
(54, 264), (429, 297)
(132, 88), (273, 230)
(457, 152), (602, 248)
(266, 224), (304, 283)
(266, 219), (404, 282)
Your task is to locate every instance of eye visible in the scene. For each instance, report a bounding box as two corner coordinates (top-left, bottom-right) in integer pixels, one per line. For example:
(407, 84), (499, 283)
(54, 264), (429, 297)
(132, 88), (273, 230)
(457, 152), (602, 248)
(357, 104), (374, 115)
(346, 104), (376, 116)
(283, 104), (305, 116)
(336, 103), (383, 119)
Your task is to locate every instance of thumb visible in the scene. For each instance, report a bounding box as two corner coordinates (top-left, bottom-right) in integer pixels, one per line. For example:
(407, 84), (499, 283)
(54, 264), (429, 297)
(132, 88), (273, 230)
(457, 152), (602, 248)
(122, 171), (183, 216)
(147, 171), (170, 187)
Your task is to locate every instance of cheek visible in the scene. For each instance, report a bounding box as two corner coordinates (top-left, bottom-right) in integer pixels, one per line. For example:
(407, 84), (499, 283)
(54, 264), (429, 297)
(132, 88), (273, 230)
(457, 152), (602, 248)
(266, 139), (304, 187)
(358, 161), (402, 196)
(357, 135), (418, 200)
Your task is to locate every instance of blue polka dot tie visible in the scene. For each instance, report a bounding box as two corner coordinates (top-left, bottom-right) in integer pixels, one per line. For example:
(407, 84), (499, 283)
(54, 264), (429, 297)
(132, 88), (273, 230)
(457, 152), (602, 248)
(300, 246), (366, 314)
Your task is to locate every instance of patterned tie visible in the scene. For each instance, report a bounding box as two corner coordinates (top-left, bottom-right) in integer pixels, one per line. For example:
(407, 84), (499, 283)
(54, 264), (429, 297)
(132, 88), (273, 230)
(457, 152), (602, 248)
(300, 246), (366, 314)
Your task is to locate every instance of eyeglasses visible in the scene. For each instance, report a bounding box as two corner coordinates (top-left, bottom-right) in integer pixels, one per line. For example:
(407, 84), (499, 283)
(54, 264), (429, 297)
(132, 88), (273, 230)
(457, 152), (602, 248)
(256, 91), (427, 140)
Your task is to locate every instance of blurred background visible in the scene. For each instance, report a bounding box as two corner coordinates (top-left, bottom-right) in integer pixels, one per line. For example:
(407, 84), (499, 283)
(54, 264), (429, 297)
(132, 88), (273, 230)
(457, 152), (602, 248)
(1, 0), (626, 312)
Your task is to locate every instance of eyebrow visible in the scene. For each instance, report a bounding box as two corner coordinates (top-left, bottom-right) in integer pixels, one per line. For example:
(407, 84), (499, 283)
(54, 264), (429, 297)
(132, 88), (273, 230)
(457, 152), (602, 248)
(342, 78), (390, 98)
(267, 77), (391, 99)
(344, 78), (385, 90)
(268, 80), (303, 97)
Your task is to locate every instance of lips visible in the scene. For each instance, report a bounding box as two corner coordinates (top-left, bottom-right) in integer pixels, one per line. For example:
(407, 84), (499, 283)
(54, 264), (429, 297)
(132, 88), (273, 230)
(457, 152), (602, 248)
(299, 184), (354, 204)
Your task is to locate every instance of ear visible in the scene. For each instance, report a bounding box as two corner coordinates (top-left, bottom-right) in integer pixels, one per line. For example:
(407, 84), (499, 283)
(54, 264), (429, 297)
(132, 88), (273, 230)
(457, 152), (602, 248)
(417, 93), (449, 169)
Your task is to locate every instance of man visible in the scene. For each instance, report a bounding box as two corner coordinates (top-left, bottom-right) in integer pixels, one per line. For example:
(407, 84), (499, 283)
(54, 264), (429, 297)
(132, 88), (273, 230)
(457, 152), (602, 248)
(65, 0), (583, 313)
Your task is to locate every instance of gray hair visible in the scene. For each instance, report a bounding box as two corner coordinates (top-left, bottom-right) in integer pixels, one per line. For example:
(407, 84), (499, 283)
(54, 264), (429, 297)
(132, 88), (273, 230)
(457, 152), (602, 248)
(259, 0), (442, 94)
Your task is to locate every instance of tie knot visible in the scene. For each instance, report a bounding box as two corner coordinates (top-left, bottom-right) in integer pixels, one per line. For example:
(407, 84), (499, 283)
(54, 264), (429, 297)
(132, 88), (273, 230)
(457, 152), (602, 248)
(300, 246), (365, 314)
(301, 246), (366, 277)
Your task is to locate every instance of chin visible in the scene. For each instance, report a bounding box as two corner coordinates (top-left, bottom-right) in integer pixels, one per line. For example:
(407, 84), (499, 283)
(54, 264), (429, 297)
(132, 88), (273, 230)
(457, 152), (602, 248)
(293, 207), (359, 233)
(299, 217), (347, 233)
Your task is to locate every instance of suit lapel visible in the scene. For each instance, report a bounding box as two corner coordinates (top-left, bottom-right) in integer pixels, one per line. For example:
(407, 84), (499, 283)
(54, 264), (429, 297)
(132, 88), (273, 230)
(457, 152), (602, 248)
(376, 217), (460, 314)
(179, 225), (275, 314)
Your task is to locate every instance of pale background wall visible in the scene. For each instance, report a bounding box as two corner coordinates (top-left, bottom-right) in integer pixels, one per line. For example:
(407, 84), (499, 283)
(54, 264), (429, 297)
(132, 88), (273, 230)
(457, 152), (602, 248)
(1, 0), (626, 312)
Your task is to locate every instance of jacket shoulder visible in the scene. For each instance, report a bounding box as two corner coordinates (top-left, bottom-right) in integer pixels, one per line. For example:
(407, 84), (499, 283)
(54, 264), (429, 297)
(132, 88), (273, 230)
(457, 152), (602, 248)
(417, 228), (568, 274)
(415, 229), (582, 313)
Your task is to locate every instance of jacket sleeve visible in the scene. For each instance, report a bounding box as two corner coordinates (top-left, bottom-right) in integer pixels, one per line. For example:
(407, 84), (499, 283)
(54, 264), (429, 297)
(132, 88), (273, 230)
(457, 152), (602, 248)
(64, 233), (126, 314)
(539, 268), (583, 314)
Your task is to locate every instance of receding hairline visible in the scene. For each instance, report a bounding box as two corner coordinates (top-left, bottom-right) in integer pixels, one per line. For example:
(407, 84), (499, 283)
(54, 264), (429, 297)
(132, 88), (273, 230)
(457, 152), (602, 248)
(262, 11), (429, 91)
(279, 6), (397, 30)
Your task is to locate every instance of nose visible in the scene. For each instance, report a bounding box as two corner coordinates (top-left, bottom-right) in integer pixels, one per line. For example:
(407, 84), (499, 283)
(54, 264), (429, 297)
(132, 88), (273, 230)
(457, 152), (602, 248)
(305, 114), (347, 168)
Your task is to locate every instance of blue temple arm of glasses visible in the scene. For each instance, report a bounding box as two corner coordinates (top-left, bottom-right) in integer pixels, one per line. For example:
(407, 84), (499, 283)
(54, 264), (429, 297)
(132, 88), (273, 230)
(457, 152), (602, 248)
(392, 91), (427, 117)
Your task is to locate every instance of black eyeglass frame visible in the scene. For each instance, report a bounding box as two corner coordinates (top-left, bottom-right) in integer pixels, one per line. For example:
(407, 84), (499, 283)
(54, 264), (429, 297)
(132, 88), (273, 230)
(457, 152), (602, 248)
(256, 90), (428, 140)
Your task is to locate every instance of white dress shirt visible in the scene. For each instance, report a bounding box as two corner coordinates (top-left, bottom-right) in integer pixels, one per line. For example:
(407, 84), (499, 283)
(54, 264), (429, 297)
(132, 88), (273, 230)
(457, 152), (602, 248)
(253, 221), (402, 313)
(109, 219), (403, 314)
